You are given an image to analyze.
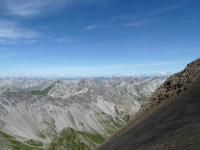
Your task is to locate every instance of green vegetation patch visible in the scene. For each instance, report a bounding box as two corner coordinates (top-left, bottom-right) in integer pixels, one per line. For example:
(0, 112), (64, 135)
(25, 139), (44, 147)
(0, 130), (44, 150)
(30, 81), (59, 96)
(46, 127), (105, 150)
(135, 87), (149, 101)
(94, 111), (125, 136)
(123, 114), (131, 123)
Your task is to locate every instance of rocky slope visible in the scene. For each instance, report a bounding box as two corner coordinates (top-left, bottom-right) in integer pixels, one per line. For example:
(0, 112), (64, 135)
(96, 58), (200, 150)
(0, 77), (165, 150)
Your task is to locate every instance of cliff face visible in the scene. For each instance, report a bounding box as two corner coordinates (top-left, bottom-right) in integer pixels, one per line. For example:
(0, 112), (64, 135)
(96, 58), (200, 150)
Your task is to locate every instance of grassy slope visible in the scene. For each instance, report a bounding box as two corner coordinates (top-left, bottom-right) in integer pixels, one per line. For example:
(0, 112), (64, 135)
(30, 82), (57, 96)
(0, 131), (44, 150)
(46, 127), (105, 150)
(46, 110), (131, 150)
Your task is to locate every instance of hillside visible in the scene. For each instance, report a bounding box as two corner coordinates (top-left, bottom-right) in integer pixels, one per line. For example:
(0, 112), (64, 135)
(46, 127), (105, 150)
(96, 58), (200, 150)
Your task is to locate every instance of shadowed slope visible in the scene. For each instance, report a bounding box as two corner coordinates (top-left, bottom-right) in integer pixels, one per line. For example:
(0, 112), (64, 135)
(97, 58), (200, 150)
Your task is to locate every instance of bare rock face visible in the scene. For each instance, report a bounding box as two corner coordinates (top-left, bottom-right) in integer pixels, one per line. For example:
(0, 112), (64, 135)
(142, 58), (200, 112)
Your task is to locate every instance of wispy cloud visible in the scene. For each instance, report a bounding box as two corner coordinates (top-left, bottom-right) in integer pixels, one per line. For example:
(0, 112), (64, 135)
(125, 23), (144, 26)
(149, 5), (182, 16)
(39, 62), (188, 73)
(7, 1), (41, 17)
(0, 21), (39, 39)
(127, 62), (187, 67)
(4, 0), (112, 18)
(54, 37), (75, 43)
(0, 50), (43, 59)
(85, 25), (100, 31)
(0, 53), (16, 59)
(78, 62), (187, 70)
(0, 20), (40, 44)
(123, 18), (158, 27)
(113, 3), (182, 23)
(120, 5), (181, 27)
(5, 0), (72, 17)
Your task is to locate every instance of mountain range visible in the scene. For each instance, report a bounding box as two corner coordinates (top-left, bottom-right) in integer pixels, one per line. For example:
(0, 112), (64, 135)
(0, 76), (166, 150)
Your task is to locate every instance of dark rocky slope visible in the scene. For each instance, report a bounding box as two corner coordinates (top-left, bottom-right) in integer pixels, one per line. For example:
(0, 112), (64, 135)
(96, 58), (200, 150)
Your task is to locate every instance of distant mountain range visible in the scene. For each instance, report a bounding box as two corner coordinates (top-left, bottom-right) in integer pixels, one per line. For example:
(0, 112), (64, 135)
(0, 76), (166, 150)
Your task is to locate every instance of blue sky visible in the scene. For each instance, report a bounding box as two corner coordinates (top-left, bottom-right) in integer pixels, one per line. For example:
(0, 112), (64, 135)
(0, 0), (200, 77)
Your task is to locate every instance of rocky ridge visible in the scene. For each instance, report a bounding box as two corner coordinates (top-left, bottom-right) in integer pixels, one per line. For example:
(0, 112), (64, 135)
(141, 58), (200, 112)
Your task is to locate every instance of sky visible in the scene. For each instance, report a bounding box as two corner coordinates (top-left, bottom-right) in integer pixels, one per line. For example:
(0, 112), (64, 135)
(0, 0), (200, 77)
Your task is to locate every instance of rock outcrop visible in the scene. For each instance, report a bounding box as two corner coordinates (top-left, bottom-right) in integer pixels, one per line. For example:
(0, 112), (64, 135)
(142, 58), (200, 112)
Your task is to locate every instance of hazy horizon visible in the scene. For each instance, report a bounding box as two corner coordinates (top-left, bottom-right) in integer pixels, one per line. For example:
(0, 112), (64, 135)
(0, 73), (171, 79)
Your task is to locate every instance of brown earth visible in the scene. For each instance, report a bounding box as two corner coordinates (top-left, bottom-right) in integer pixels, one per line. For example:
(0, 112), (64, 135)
(96, 58), (200, 150)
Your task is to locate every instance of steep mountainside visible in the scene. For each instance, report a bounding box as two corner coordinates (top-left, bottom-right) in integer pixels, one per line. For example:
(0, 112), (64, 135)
(96, 58), (200, 150)
(0, 77), (165, 150)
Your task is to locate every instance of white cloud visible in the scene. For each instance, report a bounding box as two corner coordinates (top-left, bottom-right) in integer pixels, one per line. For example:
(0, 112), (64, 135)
(160, 72), (167, 75)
